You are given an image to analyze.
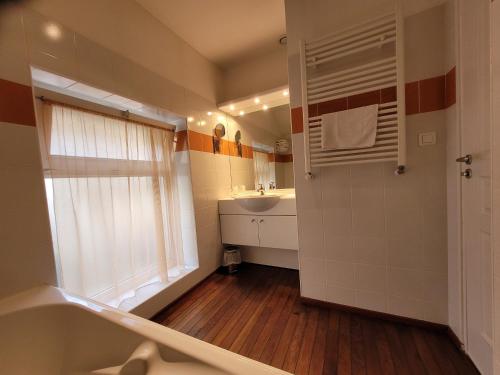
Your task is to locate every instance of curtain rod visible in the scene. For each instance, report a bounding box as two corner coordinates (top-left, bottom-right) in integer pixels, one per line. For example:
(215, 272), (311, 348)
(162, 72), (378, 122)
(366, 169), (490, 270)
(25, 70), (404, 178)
(35, 95), (175, 133)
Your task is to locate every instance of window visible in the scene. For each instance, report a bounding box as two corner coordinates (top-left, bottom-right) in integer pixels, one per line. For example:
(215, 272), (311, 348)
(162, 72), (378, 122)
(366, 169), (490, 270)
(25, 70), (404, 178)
(39, 102), (187, 308)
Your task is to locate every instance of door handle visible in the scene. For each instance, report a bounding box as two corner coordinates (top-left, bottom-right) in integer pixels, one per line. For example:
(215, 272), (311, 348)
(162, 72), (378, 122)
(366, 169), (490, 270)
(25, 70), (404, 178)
(461, 168), (472, 179)
(456, 154), (472, 165)
(259, 219), (264, 223)
(251, 219), (256, 223)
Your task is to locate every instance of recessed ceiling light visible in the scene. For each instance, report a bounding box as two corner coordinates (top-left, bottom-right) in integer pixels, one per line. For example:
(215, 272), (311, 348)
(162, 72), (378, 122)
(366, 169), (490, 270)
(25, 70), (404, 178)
(283, 90), (289, 97)
(187, 117), (194, 122)
(262, 104), (268, 111)
(44, 23), (62, 40)
(207, 111), (212, 116)
(229, 104), (235, 110)
(254, 98), (260, 104)
(239, 110), (245, 116)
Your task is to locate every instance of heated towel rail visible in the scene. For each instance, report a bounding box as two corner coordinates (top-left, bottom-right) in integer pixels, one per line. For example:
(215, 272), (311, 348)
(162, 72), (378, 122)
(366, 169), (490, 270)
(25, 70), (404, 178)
(299, 8), (406, 178)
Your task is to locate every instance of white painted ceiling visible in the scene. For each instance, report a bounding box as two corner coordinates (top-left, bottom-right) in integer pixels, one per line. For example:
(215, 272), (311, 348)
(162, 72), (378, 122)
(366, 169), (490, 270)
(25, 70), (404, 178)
(135, 0), (286, 69)
(135, 0), (447, 71)
(402, 0), (448, 17)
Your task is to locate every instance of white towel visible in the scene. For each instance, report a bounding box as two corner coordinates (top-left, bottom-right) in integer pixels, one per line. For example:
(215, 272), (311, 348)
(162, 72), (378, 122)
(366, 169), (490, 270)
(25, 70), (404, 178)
(321, 104), (378, 150)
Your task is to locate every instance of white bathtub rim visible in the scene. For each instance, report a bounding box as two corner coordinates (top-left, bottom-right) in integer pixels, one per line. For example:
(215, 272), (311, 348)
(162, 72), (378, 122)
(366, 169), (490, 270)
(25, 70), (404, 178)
(0, 285), (291, 375)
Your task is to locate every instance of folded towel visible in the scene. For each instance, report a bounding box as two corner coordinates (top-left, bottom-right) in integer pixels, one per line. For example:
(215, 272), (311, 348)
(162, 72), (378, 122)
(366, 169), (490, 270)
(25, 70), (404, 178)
(321, 104), (378, 150)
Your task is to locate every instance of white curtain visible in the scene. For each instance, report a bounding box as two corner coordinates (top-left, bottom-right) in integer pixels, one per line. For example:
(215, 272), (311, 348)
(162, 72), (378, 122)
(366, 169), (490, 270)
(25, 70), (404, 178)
(253, 151), (275, 190)
(39, 103), (184, 307)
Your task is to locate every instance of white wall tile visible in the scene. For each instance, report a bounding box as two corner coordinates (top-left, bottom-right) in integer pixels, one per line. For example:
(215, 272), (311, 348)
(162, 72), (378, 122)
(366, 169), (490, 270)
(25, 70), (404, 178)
(353, 236), (387, 265)
(421, 270), (448, 303)
(388, 236), (422, 269)
(301, 280), (327, 301)
(388, 267), (423, 300)
(323, 208), (352, 236)
(355, 290), (386, 313)
(325, 260), (356, 288)
(325, 284), (355, 306)
(288, 3), (449, 324)
(351, 186), (384, 210)
(300, 257), (326, 286)
(324, 235), (355, 262)
(352, 208), (385, 236)
(355, 264), (387, 293)
(387, 295), (428, 321)
(298, 208), (325, 258)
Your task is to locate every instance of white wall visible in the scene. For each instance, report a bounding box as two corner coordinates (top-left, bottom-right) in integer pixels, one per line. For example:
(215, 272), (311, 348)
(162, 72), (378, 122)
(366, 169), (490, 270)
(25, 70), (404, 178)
(443, 0), (463, 341)
(27, 0), (223, 103)
(285, 0), (450, 323)
(0, 4), (56, 301)
(0, 1), (225, 317)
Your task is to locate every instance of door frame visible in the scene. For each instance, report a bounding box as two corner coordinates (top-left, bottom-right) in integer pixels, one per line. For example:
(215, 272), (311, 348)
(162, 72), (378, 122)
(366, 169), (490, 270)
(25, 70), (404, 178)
(455, 0), (494, 372)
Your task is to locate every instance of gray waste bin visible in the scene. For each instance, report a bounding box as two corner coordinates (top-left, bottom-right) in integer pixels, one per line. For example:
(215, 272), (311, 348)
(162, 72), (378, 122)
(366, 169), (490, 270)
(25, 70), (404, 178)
(223, 245), (241, 274)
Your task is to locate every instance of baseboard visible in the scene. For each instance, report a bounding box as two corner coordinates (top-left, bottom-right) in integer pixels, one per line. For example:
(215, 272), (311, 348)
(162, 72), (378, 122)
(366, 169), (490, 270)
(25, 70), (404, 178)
(445, 327), (481, 373)
(300, 296), (448, 331)
(446, 326), (464, 351)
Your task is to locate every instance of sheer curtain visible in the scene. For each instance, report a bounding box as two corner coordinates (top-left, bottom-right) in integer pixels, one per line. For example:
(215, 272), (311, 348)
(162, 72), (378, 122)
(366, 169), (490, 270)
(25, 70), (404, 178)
(253, 151), (275, 190)
(38, 102), (184, 308)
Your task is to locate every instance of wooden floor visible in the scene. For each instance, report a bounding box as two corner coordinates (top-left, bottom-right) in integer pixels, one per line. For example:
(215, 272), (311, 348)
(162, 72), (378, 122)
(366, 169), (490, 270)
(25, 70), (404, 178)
(152, 264), (478, 375)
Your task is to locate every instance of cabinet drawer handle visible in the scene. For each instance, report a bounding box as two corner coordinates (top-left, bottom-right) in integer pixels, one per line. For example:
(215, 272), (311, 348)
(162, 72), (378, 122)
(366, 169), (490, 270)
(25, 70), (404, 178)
(259, 219), (264, 223)
(251, 219), (256, 223)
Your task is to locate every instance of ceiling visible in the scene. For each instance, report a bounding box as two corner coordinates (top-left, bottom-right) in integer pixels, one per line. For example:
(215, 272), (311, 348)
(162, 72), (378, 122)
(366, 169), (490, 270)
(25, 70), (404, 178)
(402, 0), (448, 16)
(135, 0), (447, 72)
(135, 0), (286, 69)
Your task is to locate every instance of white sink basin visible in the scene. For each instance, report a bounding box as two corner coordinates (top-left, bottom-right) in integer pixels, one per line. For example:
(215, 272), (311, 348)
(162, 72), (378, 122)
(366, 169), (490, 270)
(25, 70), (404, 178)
(234, 194), (281, 212)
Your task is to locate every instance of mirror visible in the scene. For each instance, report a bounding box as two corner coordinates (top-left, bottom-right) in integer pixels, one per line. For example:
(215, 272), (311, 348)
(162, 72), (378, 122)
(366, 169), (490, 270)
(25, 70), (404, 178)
(213, 123), (225, 153)
(227, 104), (294, 193)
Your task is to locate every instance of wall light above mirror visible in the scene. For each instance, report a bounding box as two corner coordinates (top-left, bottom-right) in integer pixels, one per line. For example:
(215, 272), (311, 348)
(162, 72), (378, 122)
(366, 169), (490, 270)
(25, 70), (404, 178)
(218, 85), (289, 117)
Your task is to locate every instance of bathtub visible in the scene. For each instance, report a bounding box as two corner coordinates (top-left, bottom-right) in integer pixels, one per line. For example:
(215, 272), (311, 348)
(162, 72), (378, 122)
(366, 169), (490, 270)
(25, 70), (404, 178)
(0, 286), (290, 375)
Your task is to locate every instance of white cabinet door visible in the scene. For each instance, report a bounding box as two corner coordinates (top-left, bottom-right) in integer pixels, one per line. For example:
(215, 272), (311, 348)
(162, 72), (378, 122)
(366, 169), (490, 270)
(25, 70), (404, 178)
(257, 216), (298, 250)
(220, 215), (259, 246)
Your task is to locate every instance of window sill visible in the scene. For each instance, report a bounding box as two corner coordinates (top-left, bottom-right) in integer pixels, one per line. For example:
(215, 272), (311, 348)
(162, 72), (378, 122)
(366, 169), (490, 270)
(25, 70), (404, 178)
(99, 266), (198, 313)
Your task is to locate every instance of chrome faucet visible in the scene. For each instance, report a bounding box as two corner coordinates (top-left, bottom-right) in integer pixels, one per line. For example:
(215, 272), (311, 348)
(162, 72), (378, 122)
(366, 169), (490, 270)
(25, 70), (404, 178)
(269, 181), (276, 190)
(257, 184), (265, 195)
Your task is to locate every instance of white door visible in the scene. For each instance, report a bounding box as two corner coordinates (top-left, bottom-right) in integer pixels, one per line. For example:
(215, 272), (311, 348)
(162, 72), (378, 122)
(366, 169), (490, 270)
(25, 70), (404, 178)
(458, 0), (493, 373)
(257, 216), (299, 250)
(220, 215), (259, 246)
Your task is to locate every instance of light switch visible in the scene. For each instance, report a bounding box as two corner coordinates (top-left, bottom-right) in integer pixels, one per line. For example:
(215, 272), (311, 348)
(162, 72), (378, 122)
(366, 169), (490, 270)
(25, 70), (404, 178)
(418, 132), (436, 146)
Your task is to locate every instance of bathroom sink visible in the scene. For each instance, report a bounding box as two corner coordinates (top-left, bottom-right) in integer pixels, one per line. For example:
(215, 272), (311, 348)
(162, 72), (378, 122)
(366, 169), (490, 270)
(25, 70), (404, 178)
(234, 194), (281, 212)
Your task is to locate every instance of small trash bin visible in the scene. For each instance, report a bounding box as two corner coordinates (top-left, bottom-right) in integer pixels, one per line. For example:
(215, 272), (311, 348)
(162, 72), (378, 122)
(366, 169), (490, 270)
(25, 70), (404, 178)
(223, 245), (241, 274)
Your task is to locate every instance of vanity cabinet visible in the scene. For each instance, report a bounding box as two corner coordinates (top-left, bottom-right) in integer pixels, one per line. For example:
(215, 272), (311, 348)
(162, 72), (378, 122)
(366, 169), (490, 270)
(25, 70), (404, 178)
(220, 215), (260, 246)
(220, 214), (298, 250)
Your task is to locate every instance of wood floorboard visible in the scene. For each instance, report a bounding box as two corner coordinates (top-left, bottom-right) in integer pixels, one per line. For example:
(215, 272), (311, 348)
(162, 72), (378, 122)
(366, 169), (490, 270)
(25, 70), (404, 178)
(294, 308), (319, 375)
(322, 310), (340, 375)
(350, 315), (367, 375)
(337, 312), (352, 375)
(371, 321), (396, 375)
(152, 264), (478, 375)
(251, 273), (298, 361)
(361, 318), (383, 375)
